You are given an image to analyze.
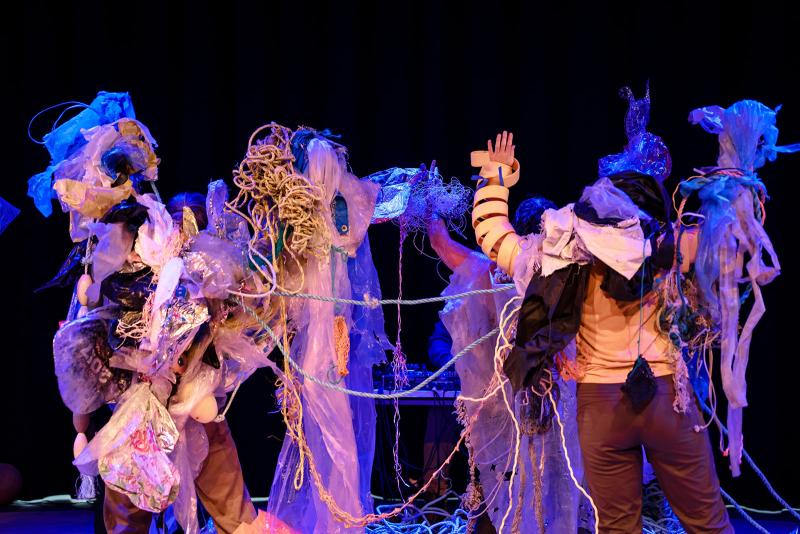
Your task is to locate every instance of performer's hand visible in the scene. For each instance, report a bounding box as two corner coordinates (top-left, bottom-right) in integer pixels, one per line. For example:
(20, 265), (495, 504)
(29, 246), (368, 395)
(410, 160), (437, 185)
(488, 131), (515, 166)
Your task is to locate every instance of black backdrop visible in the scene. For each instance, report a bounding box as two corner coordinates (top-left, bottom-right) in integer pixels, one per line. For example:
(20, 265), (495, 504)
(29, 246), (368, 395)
(3, 0), (799, 511)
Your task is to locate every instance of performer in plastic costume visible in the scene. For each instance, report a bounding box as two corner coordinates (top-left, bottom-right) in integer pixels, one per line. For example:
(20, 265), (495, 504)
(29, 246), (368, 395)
(469, 87), (738, 533)
(267, 128), (391, 533)
(678, 100), (798, 476)
(101, 193), (269, 534)
(428, 180), (588, 533)
(28, 92), (279, 534)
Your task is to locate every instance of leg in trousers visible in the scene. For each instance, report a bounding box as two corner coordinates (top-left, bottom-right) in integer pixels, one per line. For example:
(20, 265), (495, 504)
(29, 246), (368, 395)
(103, 485), (152, 534)
(194, 419), (258, 534)
(577, 382), (645, 533)
(642, 379), (733, 534)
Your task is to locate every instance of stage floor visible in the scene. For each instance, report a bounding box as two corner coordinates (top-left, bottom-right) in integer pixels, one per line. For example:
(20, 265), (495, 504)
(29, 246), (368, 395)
(1, 497), (797, 533)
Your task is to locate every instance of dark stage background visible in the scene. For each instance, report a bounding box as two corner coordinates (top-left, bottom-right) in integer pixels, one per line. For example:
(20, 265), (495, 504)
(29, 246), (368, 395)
(3, 0), (799, 513)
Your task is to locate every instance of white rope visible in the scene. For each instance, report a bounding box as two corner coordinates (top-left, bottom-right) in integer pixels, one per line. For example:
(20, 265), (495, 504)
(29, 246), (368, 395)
(548, 391), (599, 534)
(213, 381), (243, 422)
(241, 300), (499, 400)
(230, 284), (515, 307)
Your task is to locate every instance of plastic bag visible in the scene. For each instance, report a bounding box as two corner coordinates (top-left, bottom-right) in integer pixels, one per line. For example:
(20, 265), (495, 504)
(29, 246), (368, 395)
(75, 382), (180, 512)
(53, 305), (132, 414)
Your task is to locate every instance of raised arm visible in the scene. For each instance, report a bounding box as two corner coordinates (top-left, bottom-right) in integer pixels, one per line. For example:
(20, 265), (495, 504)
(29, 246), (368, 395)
(471, 131), (523, 275)
(427, 216), (474, 271)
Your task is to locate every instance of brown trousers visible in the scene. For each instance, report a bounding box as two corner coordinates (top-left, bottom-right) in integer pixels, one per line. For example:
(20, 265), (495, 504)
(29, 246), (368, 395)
(577, 376), (732, 534)
(103, 420), (257, 534)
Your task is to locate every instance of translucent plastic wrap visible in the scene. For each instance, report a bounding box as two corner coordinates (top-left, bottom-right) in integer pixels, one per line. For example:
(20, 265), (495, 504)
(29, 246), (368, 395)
(144, 295), (209, 378)
(183, 233), (246, 300)
(269, 140), (384, 533)
(598, 85), (672, 182)
(169, 420), (209, 534)
(167, 344), (220, 534)
(206, 180), (251, 246)
(578, 177), (640, 221)
(681, 177), (780, 476)
(53, 305), (131, 414)
(74, 382), (180, 512)
(214, 323), (284, 392)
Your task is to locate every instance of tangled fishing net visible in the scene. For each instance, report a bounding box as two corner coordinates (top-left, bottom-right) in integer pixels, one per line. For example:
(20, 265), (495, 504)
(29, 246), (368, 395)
(369, 166), (472, 235)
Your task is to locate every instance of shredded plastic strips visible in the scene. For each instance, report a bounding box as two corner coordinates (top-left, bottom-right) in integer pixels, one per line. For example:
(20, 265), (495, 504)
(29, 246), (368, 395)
(681, 99), (799, 475)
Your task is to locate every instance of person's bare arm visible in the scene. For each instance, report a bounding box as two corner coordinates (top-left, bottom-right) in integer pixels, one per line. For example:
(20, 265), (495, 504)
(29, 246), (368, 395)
(428, 216), (473, 271)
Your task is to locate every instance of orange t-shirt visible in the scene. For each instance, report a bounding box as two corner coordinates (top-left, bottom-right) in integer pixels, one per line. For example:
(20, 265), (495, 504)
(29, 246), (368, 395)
(576, 263), (674, 383)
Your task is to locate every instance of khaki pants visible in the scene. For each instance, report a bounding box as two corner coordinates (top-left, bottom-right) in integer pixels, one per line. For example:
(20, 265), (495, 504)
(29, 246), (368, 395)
(103, 420), (257, 534)
(577, 376), (732, 534)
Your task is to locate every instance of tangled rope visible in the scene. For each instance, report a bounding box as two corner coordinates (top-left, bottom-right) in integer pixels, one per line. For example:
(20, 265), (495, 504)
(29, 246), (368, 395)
(227, 122), (331, 292)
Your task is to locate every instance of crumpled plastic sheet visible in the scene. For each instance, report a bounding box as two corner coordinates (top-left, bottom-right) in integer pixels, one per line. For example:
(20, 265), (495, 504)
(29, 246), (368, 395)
(206, 180), (251, 246)
(53, 178), (133, 219)
(49, 118), (157, 239)
(101, 268), (154, 310)
(144, 295), (209, 378)
(28, 166), (57, 217)
(366, 167), (415, 223)
(579, 177), (641, 221)
(86, 221), (135, 303)
(44, 92), (136, 164)
(165, 338), (221, 534)
(74, 382), (180, 512)
(169, 420), (209, 534)
(214, 323), (284, 392)
(53, 305), (131, 414)
(269, 141), (382, 533)
(366, 167), (472, 233)
(440, 253), (586, 533)
(183, 233), (246, 300)
(0, 195), (20, 235)
(28, 92), (135, 217)
(135, 193), (182, 274)
(689, 100), (800, 172)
